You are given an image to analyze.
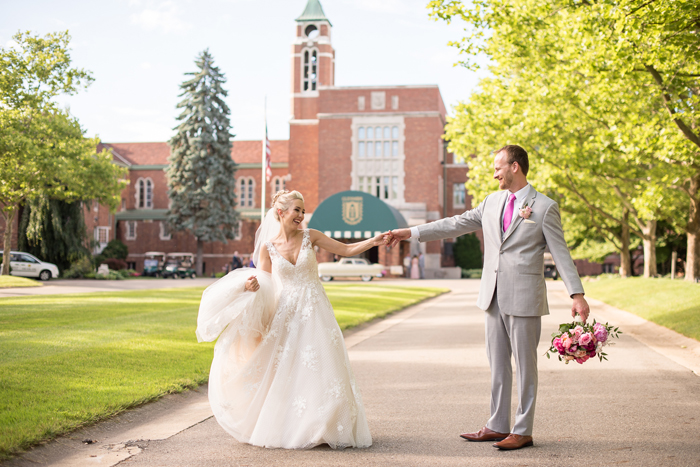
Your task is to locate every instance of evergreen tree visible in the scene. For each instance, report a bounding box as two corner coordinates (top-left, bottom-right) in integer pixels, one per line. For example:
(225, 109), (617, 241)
(167, 50), (239, 276)
(18, 198), (90, 273)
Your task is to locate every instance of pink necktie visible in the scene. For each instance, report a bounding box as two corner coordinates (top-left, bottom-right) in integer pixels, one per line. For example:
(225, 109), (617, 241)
(503, 194), (516, 232)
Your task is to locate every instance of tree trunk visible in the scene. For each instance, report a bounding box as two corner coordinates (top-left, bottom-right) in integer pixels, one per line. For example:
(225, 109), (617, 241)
(686, 174), (700, 282)
(641, 219), (657, 278)
(196, 238), (204, 277)
(619, 209), (632, 277)
(2, 208), (17, 275)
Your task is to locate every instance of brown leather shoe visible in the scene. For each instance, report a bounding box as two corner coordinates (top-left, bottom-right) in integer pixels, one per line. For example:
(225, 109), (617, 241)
(460, 426), (509, 442)
(493, 434), (534, 450)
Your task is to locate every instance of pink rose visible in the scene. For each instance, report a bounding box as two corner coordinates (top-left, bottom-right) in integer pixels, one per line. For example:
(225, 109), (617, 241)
(519, 206), (532, 219)
(579, 332), (593, 346)
(573, 325), (584, 340)
(575, 349), (587, 358)
(575, 355), (590, 364)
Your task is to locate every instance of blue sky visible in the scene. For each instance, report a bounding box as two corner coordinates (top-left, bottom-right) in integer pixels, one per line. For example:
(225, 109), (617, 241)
(2, 0), (487, 143)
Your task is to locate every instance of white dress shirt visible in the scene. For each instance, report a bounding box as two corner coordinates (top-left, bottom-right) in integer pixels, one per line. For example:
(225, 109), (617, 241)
(409, 184), (531, 240)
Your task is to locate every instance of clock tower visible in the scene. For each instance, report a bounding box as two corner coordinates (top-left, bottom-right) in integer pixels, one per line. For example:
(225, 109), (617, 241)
(288, 0), (335, 210)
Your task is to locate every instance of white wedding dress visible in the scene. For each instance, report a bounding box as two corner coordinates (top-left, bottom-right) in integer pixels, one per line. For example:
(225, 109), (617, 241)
(196, 229), (372, 449)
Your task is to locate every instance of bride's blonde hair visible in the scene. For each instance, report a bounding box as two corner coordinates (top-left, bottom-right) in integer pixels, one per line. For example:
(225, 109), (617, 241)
(271, 190), (304, 221)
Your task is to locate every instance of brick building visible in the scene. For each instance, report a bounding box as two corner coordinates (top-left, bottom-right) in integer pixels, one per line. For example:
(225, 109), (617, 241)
(0, 0), (471, 278)
(79, 0), (469, 277)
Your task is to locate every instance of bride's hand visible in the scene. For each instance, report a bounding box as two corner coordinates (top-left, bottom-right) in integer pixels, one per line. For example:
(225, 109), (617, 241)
(372, 232), (388, 246)
(244, 275), (260, 292)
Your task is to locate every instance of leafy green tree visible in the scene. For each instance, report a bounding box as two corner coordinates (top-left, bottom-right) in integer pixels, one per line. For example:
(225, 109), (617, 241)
(429, 0), (694, 278)
(167, 50), (239, 276)
(18, 198), (89, 273)
(453, 233), (483, 270)
(0, 31), (127, 275)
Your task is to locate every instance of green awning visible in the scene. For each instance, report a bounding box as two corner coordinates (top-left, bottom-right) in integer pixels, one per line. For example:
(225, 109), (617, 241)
(308, 190), (407, 239)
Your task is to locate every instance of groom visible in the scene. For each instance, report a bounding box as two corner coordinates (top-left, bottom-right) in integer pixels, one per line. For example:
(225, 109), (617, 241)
(385, 145), (589, 450)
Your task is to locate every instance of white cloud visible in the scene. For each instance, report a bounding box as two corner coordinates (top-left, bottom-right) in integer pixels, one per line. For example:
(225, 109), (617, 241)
(140, 62), (152, 69)
(130, 1), (192, 33)
(4, 39), (20, 50)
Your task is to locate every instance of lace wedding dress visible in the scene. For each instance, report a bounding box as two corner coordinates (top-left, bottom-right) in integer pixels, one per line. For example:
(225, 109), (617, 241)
(196, 229), (372, 449)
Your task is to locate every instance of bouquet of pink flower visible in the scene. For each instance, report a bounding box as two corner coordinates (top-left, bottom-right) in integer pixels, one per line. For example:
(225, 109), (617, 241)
(545, 318), (621, 364)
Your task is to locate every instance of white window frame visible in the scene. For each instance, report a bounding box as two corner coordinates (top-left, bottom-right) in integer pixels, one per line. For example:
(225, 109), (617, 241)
(125, 221), (137, 240)
(135, 177), (154, 209)
(159, 221), (172, 241)
(233, 220), (242, 241)
(453, 183), (466, 208)
(238, 177), (256, 208)
(350, 116), (406, 204)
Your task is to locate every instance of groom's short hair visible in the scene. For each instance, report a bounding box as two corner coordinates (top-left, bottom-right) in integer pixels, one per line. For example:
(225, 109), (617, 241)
(497, 145), (529, 176)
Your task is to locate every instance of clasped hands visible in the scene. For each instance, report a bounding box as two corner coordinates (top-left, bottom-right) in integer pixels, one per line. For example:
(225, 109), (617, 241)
(380, 228), (411, 248)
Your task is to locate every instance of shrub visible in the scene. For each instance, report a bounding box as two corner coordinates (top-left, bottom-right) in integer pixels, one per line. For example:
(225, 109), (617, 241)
(62, 257), (94, 279)
(462, 268), (482, 279)
(101, 258), (128, 270)
(100, 239), (129, 260)
(453, 233), (483, 270)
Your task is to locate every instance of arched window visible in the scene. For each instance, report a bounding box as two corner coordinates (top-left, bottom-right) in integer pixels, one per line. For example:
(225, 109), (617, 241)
(145, 179), (153, 208)
(302, 48), (318, 92)
(137, 179), (144, 208)
(272, 176), (286, 194)
(136, 178), (154, 209)
(238, 177), (256, 208)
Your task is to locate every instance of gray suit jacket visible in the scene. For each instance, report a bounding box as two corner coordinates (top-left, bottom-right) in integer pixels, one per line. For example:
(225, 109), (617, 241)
(418, 186), (584, 316)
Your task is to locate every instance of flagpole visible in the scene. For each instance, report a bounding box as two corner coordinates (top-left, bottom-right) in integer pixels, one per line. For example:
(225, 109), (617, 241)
(261, 96), (267, 221)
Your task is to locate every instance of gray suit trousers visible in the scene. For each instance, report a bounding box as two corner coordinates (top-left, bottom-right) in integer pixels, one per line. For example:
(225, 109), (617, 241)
(485, 291), (542, 436)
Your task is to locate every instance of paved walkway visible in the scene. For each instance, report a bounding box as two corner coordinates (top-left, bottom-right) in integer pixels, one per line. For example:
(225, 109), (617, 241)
(4, 280), (700, 466)
(0, 278), (218, 298)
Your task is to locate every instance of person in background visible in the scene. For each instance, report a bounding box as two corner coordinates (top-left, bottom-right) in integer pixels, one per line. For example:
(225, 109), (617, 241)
(403, 253), (411, 278)
(411, 255), (420, 279)
(232, 251), (243, 270)
(419, 252), (425, 279)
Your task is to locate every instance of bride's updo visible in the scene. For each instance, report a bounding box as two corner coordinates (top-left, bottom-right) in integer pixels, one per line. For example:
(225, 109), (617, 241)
(272, 190), (304, 221)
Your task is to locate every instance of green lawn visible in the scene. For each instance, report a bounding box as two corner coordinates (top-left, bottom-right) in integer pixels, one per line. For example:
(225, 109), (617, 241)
(0, 276), (42, 288)
(585, 277), (700, 341)
(0, 284), (446, 459)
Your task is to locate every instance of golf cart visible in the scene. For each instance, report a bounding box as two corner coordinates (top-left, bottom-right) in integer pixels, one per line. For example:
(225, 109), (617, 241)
(143, 251), (166, 277)
(161, 252), (197, 279)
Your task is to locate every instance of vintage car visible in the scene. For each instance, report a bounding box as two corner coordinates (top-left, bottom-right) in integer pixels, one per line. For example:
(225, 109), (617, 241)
(317, 257), (384, 282)
(0, 251), (59, 281)
(544, 252), (558, 280)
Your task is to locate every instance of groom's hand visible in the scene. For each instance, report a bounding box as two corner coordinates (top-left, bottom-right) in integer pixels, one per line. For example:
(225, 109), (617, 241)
(386, 228), (411, 248)
(572, 294), (590, 323)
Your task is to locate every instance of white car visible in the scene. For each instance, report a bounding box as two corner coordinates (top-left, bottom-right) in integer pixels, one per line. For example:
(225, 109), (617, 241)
(318, 258), (384, 282)
(0, 251), (59, 281)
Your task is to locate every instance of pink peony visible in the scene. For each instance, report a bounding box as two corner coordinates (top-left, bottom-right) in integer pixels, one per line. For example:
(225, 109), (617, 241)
(553, 337), (565, 354)
(594, 323), (608, 343)
(561, 333), (573, 350)
(519, 206), (533, 219)
(579, 332), (593, 346)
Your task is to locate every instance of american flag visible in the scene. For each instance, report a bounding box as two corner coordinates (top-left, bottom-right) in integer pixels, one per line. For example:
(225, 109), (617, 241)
(265, 125), (272, 183)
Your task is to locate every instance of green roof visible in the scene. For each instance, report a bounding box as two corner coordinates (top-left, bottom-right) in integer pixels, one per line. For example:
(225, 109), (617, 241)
(296, 0), (331, 25)
(308, 190), (407, 238)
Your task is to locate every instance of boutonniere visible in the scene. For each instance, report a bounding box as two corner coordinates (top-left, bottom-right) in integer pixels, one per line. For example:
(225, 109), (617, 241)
(519, 203), (532, 219)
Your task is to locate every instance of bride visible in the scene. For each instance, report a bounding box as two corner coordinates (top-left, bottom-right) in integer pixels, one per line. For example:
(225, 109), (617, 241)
(196, 190), (385, 449)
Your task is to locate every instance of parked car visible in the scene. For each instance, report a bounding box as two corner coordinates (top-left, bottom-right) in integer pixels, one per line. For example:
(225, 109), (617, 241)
(143, 251), (166, 277)
(317, 257), (384, 282)
(544, 252), (558, 280)
(161, 252), (197, 279)
(0, 251), (59, 281)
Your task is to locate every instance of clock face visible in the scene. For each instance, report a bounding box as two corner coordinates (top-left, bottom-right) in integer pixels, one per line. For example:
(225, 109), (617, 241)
(304, 24), (319, 40)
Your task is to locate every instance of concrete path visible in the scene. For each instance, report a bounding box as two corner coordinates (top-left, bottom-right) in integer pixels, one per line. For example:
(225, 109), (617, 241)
(0, 278), (218, 298)
(4, 280), (700, 466)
